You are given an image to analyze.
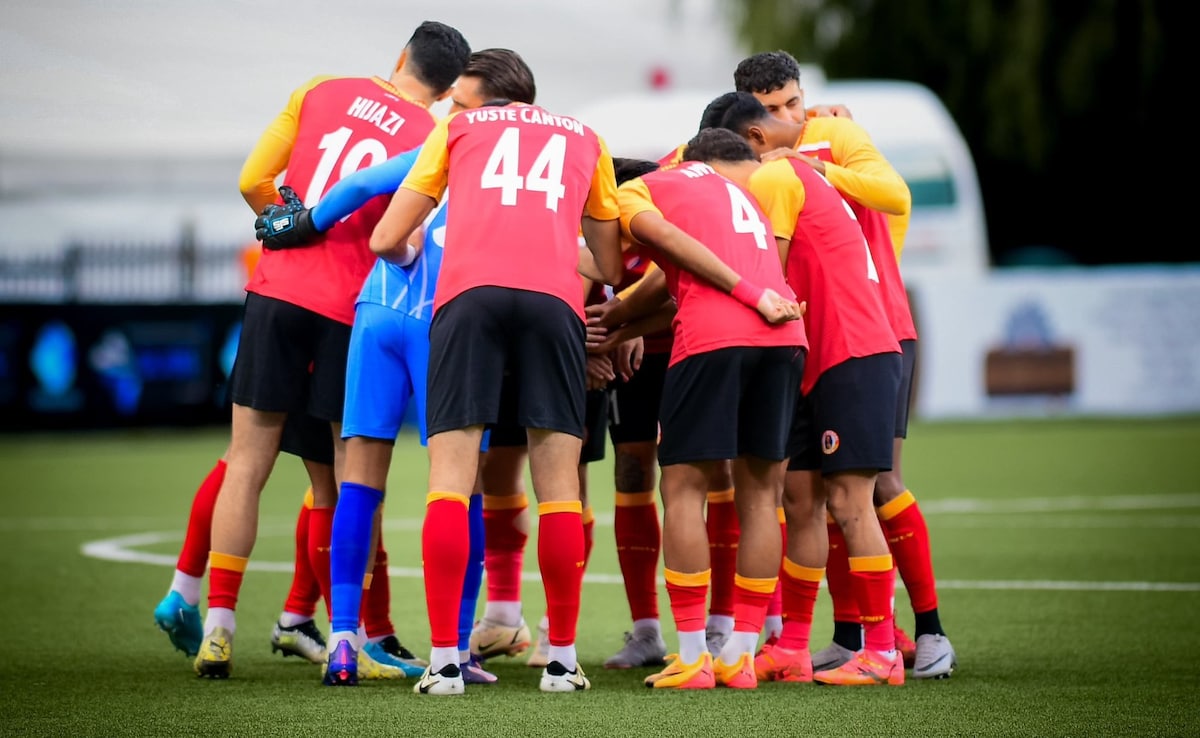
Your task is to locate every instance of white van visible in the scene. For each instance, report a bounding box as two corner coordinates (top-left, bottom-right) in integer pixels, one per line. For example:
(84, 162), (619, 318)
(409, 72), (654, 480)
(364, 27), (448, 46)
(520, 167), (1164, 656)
(567, 77), (989, 284)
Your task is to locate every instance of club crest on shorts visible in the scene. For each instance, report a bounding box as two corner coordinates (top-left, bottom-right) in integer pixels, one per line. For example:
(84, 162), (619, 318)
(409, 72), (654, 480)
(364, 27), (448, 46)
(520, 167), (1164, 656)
(821, 430), (840, 454)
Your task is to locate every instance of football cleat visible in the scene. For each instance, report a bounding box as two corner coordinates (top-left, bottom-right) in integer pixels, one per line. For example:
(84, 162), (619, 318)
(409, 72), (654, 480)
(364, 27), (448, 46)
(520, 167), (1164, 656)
(362, 640), (424, 678)
(813, 649), (905, 686)
(153, 591), (202, 657)
(644, 652), (714, 690)
(322, 639), (358, 686)
(713, 652), (757, 689)
(754, 632), (779, 658)
(526, 620), (550, 668)
(470, 617), (532, 660)
(461, 653), (499, 684)
(912, 634), (956, 679)
(539, 660), (591, 692)
(374, 634), (428, 667)
(270, 619), (326, 664)
(194, 627), (234, 679)
(810, 640), (856, 672)
(413, 663), (465, 696)
(356, 645), (408, 680)
(754, 644), (813, 683)
(603, 629), (668, 669)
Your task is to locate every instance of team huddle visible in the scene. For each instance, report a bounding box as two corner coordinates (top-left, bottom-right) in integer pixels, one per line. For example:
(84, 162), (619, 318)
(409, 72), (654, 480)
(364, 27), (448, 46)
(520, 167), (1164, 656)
(151, 20), (956, 695)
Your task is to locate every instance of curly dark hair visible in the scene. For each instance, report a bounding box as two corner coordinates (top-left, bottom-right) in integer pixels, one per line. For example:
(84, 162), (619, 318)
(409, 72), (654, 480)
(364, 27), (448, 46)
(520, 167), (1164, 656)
(682, 127), (756, 164)
(405, 20), (472, 93)
(699, 92), (770, 138)
(733, 50), (801, 94)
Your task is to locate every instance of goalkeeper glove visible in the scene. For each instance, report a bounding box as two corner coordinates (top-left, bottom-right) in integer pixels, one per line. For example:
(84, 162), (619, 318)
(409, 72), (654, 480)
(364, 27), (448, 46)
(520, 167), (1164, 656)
(255, 185), (320, 250)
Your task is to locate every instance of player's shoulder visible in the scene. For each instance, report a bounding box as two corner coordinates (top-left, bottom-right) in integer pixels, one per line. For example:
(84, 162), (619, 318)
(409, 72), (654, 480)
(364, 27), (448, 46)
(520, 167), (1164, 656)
(803, 114), (871, 142)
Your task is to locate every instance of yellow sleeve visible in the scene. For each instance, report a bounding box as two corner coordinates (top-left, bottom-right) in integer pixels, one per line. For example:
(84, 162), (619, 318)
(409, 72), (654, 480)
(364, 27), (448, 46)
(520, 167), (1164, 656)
(747, 160), (805, 241)
(238, 75), (335, 213)
(400, 116), (453, 201)
(810, 117), (911, 217)
(616, 261), (660, 301)
(887, 210), (910, 263)
(617, 179), (662, 240)
(584, 137), (621, 220)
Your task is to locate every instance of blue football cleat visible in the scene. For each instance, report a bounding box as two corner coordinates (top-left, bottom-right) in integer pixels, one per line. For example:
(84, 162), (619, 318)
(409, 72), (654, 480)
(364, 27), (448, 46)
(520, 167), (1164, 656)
(323, 640), (358, 686)
(154, 591), (202, 657)
(363, 640), (425, 678)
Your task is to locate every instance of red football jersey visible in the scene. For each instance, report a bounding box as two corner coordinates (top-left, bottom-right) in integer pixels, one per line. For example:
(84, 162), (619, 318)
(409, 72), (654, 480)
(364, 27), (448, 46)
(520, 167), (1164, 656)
(245, 76), (435, 325)
(402, 104), (620, 319)
(619, 162), (807, 367)
(751, 160), (900, 392)
(802, 145), (918, 342)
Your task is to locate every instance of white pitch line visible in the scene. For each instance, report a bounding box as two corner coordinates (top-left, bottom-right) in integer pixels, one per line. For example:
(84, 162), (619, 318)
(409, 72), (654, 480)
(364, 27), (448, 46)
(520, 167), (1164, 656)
(79, 530), (1200, 592)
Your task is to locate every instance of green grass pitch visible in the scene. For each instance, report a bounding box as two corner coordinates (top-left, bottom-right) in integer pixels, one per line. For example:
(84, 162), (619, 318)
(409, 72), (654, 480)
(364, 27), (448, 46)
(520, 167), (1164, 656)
(2, 417), (1198, 736)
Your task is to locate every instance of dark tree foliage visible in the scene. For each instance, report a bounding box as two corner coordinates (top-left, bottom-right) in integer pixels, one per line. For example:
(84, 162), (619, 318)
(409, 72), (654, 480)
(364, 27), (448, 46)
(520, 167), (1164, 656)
(728, 0), (1189, 266)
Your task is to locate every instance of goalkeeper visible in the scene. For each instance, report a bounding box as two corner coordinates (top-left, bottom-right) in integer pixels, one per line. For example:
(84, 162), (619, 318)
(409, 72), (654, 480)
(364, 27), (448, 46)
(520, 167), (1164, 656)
(257, 49), (538, 688)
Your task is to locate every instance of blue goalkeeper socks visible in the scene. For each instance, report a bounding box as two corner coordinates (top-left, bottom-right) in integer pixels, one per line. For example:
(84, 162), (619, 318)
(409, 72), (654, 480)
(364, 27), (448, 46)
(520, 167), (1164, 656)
(330, 482), (383, 636)
(458, 493), (486, 652)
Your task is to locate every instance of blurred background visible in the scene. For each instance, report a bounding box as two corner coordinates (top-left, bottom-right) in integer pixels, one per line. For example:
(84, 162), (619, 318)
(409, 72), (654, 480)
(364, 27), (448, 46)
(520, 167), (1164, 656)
(1, 0), (1195, 430)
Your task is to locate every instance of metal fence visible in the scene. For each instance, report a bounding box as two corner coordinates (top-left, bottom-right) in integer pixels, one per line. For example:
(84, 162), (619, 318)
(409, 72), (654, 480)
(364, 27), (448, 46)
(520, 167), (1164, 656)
(0, 229), (249, 304)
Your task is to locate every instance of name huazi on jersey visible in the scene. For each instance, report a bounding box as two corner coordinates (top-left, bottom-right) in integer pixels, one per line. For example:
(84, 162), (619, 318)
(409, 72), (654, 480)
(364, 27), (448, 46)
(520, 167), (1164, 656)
(346, 96), (406, 136)
(463, 106), (584, 136)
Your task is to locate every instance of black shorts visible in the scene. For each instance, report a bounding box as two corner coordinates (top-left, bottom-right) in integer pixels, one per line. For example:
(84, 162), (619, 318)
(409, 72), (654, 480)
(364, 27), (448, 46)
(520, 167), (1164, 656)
(658, 345), (804, 467)
(787, 351), (901, 475)
(489, 373), (608, 464)
(428, 287), (586, 438)
(607, 350), (668, 446)
(895, 339), (917, 439)
(228, 292), (350, 422)
(279, 412), (334, 466)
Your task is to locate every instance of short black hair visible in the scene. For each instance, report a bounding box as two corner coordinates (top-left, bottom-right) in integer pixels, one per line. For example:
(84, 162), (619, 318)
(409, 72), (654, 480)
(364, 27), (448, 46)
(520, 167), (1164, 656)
(700, 92), (771, 137)
(613, 157), (659, 185)
(405, 21), (472, 93)
(463, 48), (537, 104)
(733, 50), (801, 94)
(682, 128), (757, 164)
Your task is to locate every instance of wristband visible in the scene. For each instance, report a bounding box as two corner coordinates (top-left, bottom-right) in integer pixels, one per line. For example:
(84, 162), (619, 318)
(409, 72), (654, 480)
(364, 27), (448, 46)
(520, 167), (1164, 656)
(396, 243), (418, 267)
(731, 279), (766, 309)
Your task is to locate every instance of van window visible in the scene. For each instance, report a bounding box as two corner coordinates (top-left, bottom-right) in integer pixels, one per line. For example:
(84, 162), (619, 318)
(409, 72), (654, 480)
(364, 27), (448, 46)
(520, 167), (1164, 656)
(885, 146), (958, 208)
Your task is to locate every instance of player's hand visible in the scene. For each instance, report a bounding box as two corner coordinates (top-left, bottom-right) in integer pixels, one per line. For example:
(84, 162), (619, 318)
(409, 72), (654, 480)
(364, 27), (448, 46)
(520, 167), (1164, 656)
(255, 186), (320, 250)
(759, 147), (823, 171)
(756, 288), (804, 325)
(585, 296), (624, 328)
(586, 354), (615, 391)
(614, 336), (644, 381)
(585, 323), (610, 354)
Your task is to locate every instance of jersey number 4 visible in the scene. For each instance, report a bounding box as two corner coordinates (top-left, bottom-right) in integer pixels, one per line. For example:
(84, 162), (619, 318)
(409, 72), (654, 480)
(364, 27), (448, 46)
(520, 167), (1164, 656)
(480, 127), (568, 212)
(725, 182), (770, 251)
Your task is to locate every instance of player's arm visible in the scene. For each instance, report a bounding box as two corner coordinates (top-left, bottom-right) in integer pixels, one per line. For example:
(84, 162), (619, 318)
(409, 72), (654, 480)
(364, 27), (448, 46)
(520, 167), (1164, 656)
(581, 139), (624, 286)
(238, 76), (332, 213)
(821, 118), (911, 216)
(370, 121), (451, 264)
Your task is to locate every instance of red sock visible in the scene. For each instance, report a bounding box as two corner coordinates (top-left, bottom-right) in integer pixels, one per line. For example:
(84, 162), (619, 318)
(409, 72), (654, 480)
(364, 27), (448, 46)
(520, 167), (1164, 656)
(826, 517), (860, 623)
(423, 493), (470, 647)
(282, 490), (319, 618)
(777, 559), (823, 650)
(706, 489), (739, 618)
(538, 502), (586, 646)
(362, 543), (394, 639)
(175, 459), (226, 577)
(849, 555), (896, 653)
(766, 510), (787, 617)
(879, 491), (939, 614)
(664, 568), (710, 633)
(307, 505), (334, 619)
(614, 491), (661, 621)
(208, 552), (247, 610)
(732, 575), (776, 638)
(483, 496), (528, 603)
(582, 506), (596, 567)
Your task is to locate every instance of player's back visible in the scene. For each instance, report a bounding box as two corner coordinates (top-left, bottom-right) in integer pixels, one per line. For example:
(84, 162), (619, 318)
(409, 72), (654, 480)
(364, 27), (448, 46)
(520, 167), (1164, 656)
(633, 162), (804, 363)
(752, 159), (899, 391)
(357, 198), (446, 321)
(249, 76), (436, 325)
(435, 104), (606, 318)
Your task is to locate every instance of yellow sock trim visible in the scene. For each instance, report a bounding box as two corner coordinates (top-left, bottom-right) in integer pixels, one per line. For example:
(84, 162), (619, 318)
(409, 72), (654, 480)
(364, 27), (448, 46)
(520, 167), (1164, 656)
(482, 492), (529, 511)
(615, 490), (656, 507)
(825, 511), (836, 525)
(426, 491), (470, 507)
(734, 574), (778, 594)
(538, 500), (582, 516)
(303, 487), (314, 508)
(664, 568), (711, 587)
(706, 489), (735, 504)
(582, 506), (595, 525)
(876, 490), (916, 521)
(776, 506), (786, 524)
(849, 554), (894, 573)
(209, 551), (249, 573)
(782, 558), (825, 582)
